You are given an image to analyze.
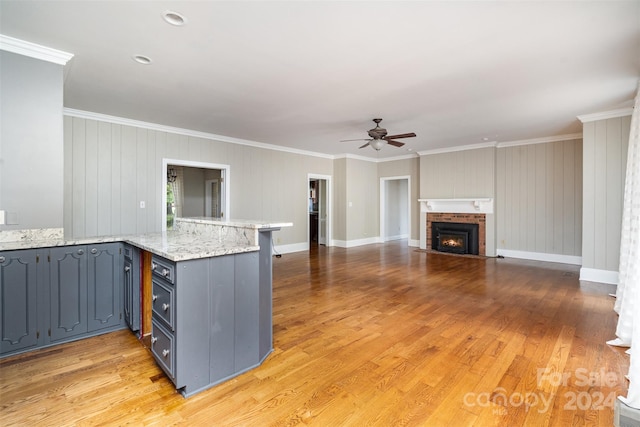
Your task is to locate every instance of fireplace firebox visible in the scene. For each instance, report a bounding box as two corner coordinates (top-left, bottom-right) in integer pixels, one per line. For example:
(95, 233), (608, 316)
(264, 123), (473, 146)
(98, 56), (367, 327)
(431, 222), (479, 255)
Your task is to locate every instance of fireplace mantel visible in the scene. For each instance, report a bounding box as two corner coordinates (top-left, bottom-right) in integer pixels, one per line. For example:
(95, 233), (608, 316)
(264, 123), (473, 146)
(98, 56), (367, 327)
(418, 198), (494, 214)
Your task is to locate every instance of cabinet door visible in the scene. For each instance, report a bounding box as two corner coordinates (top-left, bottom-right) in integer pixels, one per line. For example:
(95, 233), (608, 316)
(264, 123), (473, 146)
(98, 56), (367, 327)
(87, 243), (122, 332)
(50, 246), (88, 341)
(0, 250), (39, 354)
(123, 245), (140, 332)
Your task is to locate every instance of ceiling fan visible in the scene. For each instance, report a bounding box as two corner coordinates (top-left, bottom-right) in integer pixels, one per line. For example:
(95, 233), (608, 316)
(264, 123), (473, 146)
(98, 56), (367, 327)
(341, 118), (416, 151)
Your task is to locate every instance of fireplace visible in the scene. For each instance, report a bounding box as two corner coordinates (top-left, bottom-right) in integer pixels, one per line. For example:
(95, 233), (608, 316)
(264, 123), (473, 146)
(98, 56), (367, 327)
(432, 222), (479, 255)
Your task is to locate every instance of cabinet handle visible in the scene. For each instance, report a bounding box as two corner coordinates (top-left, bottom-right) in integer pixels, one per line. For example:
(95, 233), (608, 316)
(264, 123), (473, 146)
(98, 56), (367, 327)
(124, 266), (131, 272)
(151, 336), (157, 344)
(0, 256), (5, 263)
(162, 303), (170, 312)
(90, 248), (98, 254)
(152, 294), (158, 302)
(77, 249), (84, 255)
(162, 349), (170, 358)
(162, 268), (170, 278)
(151, 262), (157, 271)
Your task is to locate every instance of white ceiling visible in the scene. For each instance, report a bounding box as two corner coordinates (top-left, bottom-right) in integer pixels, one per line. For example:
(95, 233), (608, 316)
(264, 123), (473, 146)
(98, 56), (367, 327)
(1, 1), (638, 159)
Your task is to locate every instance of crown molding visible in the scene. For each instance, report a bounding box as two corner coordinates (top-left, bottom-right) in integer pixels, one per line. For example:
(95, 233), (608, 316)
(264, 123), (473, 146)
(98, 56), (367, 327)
(496, 133), (583, 148)
(335, 152), (418, 163)
(577, 107), (633, 123)
(0, 34), (73, 65)
(63, 108), (335, 160)
(418, 141), (497, 156)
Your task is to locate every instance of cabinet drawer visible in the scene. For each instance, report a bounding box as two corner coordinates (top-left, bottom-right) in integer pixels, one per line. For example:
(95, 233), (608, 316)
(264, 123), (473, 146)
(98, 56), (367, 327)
(151, 257), (175, 284)
(152, 279), (174, 330)
(151, 319), (175, 379)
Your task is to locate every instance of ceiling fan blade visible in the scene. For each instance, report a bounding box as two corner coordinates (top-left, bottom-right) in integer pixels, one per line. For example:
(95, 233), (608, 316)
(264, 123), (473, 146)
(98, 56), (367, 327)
(340, 138), (369, 142)
(384, 132), (416, 139)
(386, 140), (405, 147)
(359, 141), (371, 149)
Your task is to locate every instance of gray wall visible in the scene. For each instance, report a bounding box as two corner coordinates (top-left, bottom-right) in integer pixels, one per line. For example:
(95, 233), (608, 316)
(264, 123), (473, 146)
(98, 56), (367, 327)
(582, 115), (630, 273)
(496, 139), (583, 256)
(63, 116), (334, 245)
(345, 158), (379, 242)
(1, 51), (64, 230)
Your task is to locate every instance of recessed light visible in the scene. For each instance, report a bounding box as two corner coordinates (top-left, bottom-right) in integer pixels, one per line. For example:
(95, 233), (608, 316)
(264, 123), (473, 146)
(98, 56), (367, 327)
(133, 55), (152, 65)
(162, 10), (187, 26)
(482, 137), (489, 141)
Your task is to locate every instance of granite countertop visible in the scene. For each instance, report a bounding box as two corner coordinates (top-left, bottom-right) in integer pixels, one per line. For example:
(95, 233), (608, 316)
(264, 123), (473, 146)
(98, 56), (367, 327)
(176, 217), (293, 229)
(0, 219), (295, 261)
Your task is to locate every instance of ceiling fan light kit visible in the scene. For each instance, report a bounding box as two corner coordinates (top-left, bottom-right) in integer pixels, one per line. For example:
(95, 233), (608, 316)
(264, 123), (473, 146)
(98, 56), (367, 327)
(341, 118), (416, 151)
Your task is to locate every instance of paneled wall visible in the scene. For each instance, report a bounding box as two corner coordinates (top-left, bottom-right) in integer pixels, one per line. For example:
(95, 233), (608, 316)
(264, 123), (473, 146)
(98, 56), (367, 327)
(63, 116), (334, 246)
(420, 147), (495, 199)
(496, 139), (583, 257)
(581, 115), (631, 277)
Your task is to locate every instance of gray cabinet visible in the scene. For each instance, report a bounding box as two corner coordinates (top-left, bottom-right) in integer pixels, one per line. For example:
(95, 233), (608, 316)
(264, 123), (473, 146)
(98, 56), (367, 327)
(0, 243), (125, 357)
(123, 245), (140, 333)
(149, 251), (262, 397)
(0, 250), (39, 354)
(49, 246), (88, 342)
(87, 243), (122, 332)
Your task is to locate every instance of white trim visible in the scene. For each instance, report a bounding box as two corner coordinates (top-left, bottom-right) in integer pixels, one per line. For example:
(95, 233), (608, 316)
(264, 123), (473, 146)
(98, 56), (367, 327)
(419, 198), (494, 214)
(418, 141), (497, 156)
(408, 239), (420, 247)
(334, 152), (419, 163)
(162, 159), (231, 231)
(308, 173), (333, 248)
(0, 34), (74, 65)
(579, 267), (619, 285)
(274, 242), (308, 255)
(380, 175), (411, 246)
(577, 108), (633, 123)
(497, 249), (582, 265)
(496, 133), (583, 148)
(333, 237), (381, 248)
(63, 108), (334, 160)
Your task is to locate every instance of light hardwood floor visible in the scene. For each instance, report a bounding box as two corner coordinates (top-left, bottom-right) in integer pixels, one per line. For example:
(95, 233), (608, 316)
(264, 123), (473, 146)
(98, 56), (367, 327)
(0, 241), (629, 426)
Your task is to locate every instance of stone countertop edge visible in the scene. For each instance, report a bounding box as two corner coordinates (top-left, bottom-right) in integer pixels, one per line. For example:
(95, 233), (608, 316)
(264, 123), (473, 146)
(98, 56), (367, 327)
(0, 233), (260, 262)
(175, 217), (294, 229)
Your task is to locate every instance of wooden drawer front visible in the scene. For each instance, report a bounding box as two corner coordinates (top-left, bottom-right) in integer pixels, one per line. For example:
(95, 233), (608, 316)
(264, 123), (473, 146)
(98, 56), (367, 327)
(151, 320), (175, 379)
(152, 279), (174, 330)
(151, 257), (175, 284)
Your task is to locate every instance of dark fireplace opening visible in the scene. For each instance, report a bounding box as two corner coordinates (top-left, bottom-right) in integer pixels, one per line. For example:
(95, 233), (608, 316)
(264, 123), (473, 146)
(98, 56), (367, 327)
(432, 222), (479, 255)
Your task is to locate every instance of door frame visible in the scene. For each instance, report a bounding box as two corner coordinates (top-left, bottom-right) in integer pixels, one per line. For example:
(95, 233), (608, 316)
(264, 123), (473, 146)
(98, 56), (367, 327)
(379, 175), (411, 244)
(162, 159), (230, 231)
(308, 173), (332, 248)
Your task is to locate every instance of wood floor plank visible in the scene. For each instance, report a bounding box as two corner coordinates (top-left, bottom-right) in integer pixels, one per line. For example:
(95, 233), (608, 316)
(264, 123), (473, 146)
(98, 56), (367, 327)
(0, 241), (629, 426)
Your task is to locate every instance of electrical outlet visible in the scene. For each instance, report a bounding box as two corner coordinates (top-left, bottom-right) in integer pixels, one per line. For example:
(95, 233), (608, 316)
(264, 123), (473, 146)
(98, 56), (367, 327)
(140, 201), (146, 209)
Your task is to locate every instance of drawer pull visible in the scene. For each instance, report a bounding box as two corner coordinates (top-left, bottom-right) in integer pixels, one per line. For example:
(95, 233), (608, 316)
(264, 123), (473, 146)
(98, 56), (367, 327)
(162, 303), (170, 312)
(90, 248), (98, 254)
(151, 336), (157, 344)
(77, 249), (84, 255)
(124, 265), (131, 272)
(162, 349), (170, 357)
(151, 262), (157, 271)
(162, 268), (170, 277)
(0, 256), (5, 263)
(152, 294), (158, 302)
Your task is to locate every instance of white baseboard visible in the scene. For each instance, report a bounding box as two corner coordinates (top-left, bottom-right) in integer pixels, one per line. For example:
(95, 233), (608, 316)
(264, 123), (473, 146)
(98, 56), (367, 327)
(579, 267), (619, 285)
(408, 239), (420, 247)
(273, 242), (308, 255)
(383, 234), (409, 242)
(497, 249), (582, 265)
(333, 237), (381, 248)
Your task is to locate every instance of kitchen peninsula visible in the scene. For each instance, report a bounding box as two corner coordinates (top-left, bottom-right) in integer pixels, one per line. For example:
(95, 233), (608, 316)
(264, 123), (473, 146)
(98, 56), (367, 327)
(0, 218), (291, 397)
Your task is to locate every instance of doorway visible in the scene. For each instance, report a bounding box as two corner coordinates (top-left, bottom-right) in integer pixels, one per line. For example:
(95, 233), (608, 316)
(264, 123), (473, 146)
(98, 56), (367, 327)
(308, 174), (331, 248)
(162, 159), (230, 231)
(380, 176), (410, 244)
